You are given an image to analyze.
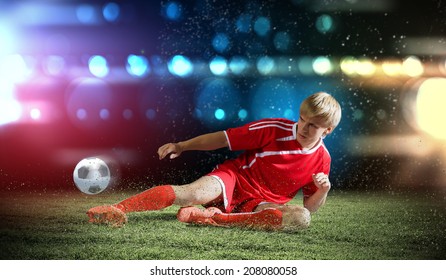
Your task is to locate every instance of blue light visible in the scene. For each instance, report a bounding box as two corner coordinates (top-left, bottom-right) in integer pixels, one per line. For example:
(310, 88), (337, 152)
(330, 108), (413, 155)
(316, 14), (334, 34)
(209, 56), (228, 76)
(164, 2), (182, 21)
(212, 33), (230, 53)
(99, 108), (110, 120)
(88, 55), (109, 78)
(0, 24), (14, 55)
(44, 56), (65, 76)
(253, 17), (270, 37)
(126, 55), (150, 77)
(145, 109), (156, 120)
(238, 109), (248, 120)
(235, 14), (252, 33)
(257, 56), (275, 75)
(298, 56), (314, 75)
(229, 56), (249, 75)
(103, 2), (120, 22)
(214, 108), (225, 120)
(168, 55), (193, 77)
(76, 4), (97, 24)
(76, 108), (87, 120)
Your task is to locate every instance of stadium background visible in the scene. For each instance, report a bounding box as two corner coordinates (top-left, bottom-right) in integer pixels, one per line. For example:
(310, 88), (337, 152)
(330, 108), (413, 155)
(0, 0), (445, 195)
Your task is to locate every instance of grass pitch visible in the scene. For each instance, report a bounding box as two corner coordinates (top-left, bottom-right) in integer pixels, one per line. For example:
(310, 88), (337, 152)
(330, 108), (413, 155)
(0, 189), (445, 260)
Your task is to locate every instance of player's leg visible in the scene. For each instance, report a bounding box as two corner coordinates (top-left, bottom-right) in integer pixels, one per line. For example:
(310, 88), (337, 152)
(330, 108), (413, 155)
(255, 203), (311, 231)
(87, 176), (222, 226)
(177, 203), (310, 231)
(171, 175), (223, 207)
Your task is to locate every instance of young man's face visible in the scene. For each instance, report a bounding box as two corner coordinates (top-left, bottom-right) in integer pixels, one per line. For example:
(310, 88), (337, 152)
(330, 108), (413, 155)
(296, 113), (332, 148)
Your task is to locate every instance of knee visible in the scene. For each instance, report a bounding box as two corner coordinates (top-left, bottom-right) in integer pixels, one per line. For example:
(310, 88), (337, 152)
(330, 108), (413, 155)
(281, 206), (311, 231)
(172, 183), (220, 207)
(172, 185), (198, 206)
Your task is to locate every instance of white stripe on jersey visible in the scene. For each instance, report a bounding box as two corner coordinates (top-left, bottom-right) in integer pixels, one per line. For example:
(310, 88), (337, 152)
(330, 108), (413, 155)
(276, 135), (296, 141)
(242, 141), (323, 169)
(223, 130), (232, 150)
(249, 120), (294, 131)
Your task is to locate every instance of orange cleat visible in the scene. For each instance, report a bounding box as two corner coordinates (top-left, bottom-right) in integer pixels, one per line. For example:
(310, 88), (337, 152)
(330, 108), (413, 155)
(87, 205), (128, 227)
(176, 206), (223, 226)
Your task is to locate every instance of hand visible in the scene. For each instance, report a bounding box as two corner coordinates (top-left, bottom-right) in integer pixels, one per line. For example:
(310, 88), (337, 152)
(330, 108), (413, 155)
(312, 172), (331, 192)
(158, 143), (183, 160)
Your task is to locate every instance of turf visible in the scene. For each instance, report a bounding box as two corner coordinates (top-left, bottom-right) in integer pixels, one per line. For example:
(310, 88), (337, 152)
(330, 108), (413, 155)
(0, 189), (445, 260)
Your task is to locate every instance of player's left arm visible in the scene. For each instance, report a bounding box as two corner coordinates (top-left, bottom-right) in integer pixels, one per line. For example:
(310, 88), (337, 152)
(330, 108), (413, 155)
(303, 173), (331, 213)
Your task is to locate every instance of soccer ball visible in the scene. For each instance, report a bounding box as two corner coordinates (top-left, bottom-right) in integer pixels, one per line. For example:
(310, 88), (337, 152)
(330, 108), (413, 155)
(73, 157), (111, 195)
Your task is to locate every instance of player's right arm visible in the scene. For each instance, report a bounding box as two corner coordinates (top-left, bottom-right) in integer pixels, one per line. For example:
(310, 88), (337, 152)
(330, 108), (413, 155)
(158, 131), (228, 160)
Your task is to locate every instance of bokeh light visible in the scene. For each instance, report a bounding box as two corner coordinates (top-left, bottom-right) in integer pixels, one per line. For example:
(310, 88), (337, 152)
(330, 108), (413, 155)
(209, 56), (228, 76)
(382, 60), (402, 76)
(416, 78), (446, 140)
(0, 54), (31, 82)
(76, 4), (98, 24)
(235, 14), (252, 33)
(163, 1), (183, 21)
(315, 14), (334, 34)
(253, 16), (271, 37)
(229, 56), (249, 75)
(214, 108), (226, 120)
(238, 109), (248, 120)
(298, 56), (314, 75)
(402, 56), (424, 77)
(30, 108), (41, 120)
(312, 56), (333, 75)
(126, 55), (150, 77)
(88, 55), (109, 78)
(212, 33), (231, 53)
(99, 108), (110, 120)
(102, 2), (120, 22)
(145, 109), (156, 120)
(0, 91), (22, 126)
(43, 56), (66, 76)
(168, 55), (193, 77)
(0, 23), (14, 55)
(257, 56), (275, 75)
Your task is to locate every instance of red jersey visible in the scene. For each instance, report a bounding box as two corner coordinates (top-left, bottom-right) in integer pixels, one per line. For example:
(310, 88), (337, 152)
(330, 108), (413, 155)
(208, 118), (331, 213)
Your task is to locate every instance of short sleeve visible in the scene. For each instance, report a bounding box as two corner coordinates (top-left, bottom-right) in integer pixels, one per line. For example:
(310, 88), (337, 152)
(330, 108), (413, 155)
(225, 120), (274, 151)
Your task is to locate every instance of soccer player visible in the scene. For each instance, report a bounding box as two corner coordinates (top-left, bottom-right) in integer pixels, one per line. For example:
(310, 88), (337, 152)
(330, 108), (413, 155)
(87, 92), (342, 231)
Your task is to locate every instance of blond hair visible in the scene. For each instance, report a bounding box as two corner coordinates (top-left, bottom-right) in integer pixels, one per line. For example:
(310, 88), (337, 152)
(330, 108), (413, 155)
(300, 92), (342, 128)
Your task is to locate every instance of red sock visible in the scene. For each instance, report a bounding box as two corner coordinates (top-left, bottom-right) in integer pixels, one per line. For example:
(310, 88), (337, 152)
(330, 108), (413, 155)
(114, 185), (176, 213)
(212, 209), (283, 230)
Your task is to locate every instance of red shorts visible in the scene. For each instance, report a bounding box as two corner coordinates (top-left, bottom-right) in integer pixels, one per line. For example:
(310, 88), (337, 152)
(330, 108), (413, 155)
(203, 163), (266, 213)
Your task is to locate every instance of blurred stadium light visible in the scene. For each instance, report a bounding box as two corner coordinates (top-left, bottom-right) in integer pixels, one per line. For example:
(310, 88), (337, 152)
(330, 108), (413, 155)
(414, 78), (446, 140)
(305, 0), (396, 12)
(0, 0), (445, 191)
(167, 55), (194, 77)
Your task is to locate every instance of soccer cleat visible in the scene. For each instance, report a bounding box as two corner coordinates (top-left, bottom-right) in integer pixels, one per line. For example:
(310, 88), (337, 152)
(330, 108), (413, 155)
(87, 205), (128, 227)
(211, 208), (283, 231)
(176, 206), (223, 226)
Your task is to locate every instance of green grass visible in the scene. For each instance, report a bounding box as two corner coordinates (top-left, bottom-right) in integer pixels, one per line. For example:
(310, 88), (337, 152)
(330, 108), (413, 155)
(0, 189), (445, 260)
